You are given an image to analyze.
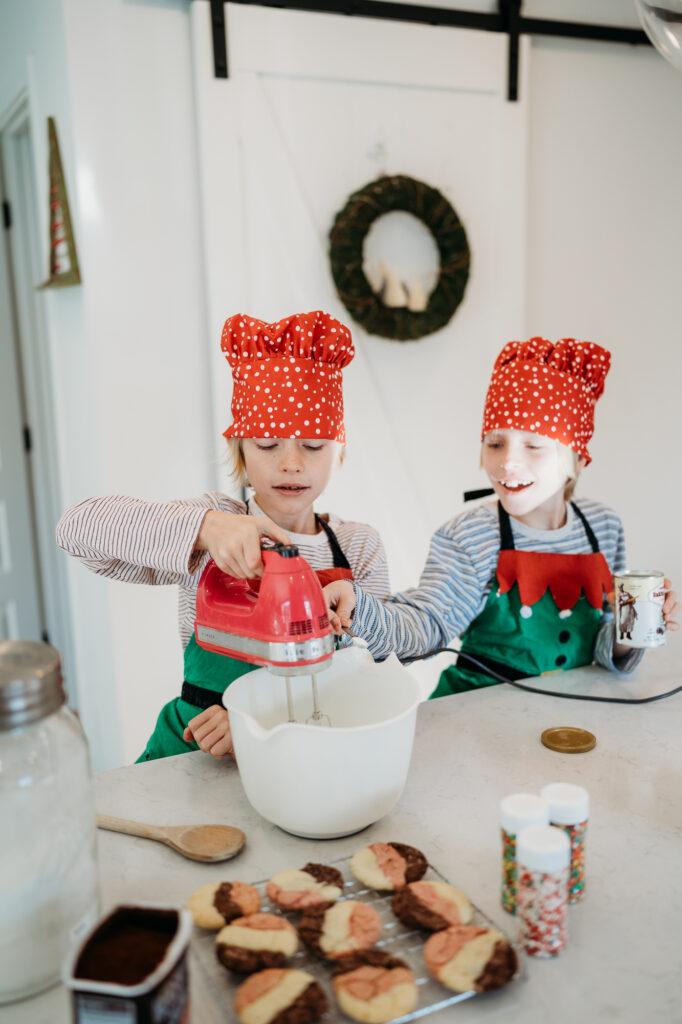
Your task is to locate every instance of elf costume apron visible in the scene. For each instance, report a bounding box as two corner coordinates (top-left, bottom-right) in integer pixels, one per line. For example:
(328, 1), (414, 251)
(432, 501), (613, 697)
(136, 515), (352, 762)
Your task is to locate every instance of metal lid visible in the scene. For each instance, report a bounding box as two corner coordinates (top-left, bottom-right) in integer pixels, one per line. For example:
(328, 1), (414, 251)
(0, 640), (65, 730)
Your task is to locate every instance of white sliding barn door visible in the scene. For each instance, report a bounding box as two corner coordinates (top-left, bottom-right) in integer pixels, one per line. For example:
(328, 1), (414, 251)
(191, 4), (529, 589)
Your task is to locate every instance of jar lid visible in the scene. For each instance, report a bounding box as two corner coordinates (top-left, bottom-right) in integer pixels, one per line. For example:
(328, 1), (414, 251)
(0, 640), (64, 730)
(516, 824), (570, 873)
(500, 793), (549, 834)
(540, 782), (589, 825)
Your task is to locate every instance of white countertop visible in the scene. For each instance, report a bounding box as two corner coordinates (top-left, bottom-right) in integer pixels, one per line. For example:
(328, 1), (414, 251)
(3, 645), (681, 1023)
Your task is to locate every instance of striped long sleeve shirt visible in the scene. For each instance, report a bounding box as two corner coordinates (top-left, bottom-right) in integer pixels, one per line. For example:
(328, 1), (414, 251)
(56, 492), (390, 649)
(350, 497), (641, 674)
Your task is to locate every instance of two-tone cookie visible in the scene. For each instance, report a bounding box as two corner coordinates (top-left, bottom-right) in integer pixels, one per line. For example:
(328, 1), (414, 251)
(391, 881), (472, 932)
(187, 881), (261, 929)
(215, 913), (298, 974)
(234, 968), (328, 1024)
(266, 863), (344, 910)
(298, 900), (383, 961)
(332, 950), (418, 1023)
(424, 924), (517, 994)
(350, 842), (428, 891)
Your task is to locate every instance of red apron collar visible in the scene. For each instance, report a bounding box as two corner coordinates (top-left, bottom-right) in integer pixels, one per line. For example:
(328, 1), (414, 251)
(497, 549), (612, 610)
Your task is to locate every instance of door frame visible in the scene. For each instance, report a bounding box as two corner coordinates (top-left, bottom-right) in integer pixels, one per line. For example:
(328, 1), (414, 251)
(0, 90), (79, 707)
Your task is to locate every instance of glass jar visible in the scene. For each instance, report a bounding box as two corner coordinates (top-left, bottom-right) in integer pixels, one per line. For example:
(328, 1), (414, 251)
(0, 640), (99, 1003)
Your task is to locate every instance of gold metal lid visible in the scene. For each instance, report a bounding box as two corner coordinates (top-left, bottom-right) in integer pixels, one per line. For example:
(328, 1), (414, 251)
(541, 726), (596, 754)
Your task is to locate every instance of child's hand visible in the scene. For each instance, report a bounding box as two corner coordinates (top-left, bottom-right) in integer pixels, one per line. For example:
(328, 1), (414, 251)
(183, 705), (235, 759)
(323, 580), (356, 634)
(662, 578), (679, 631)
(196, 511), (290, 578)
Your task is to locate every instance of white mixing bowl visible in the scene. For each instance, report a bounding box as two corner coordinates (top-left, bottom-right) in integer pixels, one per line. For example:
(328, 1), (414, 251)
(223, 646), (422, 839)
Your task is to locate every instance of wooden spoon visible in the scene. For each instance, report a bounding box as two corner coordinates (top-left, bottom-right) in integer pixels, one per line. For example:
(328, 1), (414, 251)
(97, 814), (246, 862)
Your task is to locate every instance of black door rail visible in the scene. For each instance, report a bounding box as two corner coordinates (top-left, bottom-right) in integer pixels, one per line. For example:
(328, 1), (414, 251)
(197, 0), (650, 99)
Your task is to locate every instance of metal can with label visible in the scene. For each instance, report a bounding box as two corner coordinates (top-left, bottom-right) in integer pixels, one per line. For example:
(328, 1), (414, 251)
(614, 570), (666, 648)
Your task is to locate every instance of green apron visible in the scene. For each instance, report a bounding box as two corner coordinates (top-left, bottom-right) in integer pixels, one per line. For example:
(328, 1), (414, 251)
(136, 515), (352, 762)
(432, 501), (613, 698)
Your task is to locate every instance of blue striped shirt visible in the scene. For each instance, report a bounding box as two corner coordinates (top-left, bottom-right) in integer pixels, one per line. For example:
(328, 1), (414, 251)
(351, 497), (641, 674)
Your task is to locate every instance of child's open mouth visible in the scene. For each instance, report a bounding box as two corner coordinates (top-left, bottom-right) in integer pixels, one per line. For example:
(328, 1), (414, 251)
(497, 479), (533, 493)
(273, 485), (309, 495)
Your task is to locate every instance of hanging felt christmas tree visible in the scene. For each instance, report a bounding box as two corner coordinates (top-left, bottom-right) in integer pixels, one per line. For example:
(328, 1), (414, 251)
(38, 117), (81, 289)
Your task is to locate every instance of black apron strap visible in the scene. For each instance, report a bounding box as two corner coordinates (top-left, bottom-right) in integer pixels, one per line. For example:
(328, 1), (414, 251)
(497, 502), (516, 551)
(315, 514), (351, 571)
(498, 499), (600, 553)
(570, 502), (600, 553)
(181, 680), (225, 711)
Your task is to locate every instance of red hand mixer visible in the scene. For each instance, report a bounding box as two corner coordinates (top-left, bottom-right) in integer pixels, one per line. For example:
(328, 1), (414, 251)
(195, 544), (335, 724)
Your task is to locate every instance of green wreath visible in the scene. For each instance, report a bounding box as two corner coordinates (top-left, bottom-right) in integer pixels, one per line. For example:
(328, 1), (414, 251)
(329, 175), (470, 341)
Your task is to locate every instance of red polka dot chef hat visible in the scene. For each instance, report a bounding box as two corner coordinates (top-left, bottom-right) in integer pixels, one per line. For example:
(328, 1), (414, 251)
(481, 337), (611, 464)
(221, 311), (354, 443)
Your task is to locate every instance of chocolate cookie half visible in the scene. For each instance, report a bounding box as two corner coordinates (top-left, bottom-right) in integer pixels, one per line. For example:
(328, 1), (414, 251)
(266, 863), (344, 910)
(187, 881), (261, 929)
(216, 913), (298, 974)
(424, 924), (517, 994)
(391, 880), (472, 931)
(350, 842), (428, 891)
(234, 968), (328, 1024)
(298, 900), (383, 960)
(332, 950), (418, 1023)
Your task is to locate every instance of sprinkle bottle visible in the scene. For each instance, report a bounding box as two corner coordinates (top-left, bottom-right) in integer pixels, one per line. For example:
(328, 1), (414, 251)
(516, 825), (570, 958)
(540, 782), (589, 904)
(499, 793), (549, 914)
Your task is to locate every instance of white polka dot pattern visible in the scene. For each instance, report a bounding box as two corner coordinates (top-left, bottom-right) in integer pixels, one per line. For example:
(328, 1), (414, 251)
(481, 337), (611, 463)
(221, 311), (354, 442)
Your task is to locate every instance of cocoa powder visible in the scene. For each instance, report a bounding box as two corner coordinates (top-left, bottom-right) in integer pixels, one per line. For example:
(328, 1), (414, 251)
(74, 908), (177, 986)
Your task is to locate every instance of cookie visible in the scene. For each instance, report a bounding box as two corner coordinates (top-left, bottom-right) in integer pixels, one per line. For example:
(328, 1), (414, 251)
(298, 900), (383, 960)
(424, 924), (517, 994)
(391, 880), (472, 931)
(332, 950), (418, 1023)
(187, 881), (261, 929)
(266, 863), (344, 910)
(350, 842), (427, 891)
(234, 968), (328, 1024)
(216, 913), (298, 974)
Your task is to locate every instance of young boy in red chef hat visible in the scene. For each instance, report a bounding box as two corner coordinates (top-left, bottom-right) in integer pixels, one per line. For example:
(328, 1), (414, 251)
(324, 338), (678, 693)
(57, 311), (390, 759)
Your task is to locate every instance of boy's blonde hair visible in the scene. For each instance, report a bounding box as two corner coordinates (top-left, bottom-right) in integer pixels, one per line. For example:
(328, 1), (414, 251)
(225, 437), (345, 487)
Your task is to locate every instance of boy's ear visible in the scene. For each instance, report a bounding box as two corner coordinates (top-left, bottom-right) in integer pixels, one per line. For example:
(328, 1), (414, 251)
(577, 456), (587, 472)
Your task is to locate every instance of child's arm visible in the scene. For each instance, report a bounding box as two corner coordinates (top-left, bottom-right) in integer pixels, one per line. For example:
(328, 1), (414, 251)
(326, 517), (493, 661)
(183, 706), (235, 759)
(56, 493), (288, 584)
(339, 524), (391, 599)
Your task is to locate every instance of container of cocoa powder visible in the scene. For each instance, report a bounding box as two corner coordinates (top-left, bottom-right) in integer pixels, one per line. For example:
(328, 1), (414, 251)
(64, 903), (192, 1023)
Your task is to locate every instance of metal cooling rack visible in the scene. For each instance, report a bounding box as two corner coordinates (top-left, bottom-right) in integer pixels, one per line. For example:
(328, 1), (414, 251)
(189, 856), (524, 1022)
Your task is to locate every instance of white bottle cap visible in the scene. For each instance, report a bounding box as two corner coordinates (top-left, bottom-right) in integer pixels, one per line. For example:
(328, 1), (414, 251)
(517, 825), (570, 873)
(500, 793), (550, 834)
(540, 782), (590, 825)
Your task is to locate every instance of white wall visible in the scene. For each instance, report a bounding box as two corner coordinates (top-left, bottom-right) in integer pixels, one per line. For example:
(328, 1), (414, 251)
(526, 36), (682, 589)
(1, 0), (680, 767)
(1, 0), (211, 768)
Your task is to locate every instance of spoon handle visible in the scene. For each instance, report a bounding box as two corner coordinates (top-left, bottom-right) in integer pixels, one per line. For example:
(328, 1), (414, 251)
(97, 814), (165, 842)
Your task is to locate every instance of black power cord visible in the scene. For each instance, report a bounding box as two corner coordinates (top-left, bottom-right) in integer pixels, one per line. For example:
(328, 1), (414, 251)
(400, 647), (682, 704)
